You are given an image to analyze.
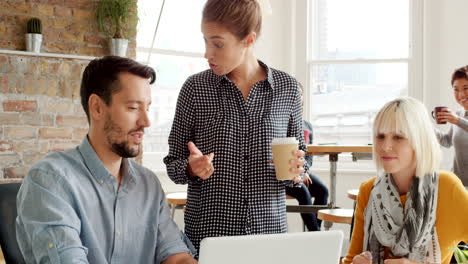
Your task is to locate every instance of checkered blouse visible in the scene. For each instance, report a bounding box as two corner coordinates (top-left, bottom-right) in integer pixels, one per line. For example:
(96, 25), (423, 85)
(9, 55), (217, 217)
(163, 61), (307, 253)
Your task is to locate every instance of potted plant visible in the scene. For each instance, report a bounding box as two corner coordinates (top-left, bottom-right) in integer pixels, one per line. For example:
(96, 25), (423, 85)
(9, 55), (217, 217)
(26, 18), (42, 53)
(97, 0), (137, 57)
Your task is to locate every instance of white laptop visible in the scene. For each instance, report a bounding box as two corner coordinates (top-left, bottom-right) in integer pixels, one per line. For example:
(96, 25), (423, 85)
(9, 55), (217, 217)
(198, 230), (344, 264)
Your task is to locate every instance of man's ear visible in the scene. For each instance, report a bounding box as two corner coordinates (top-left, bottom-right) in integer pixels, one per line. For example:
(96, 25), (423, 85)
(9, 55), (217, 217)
(243, 31), (257, 47)
(88, 94), (105, 122)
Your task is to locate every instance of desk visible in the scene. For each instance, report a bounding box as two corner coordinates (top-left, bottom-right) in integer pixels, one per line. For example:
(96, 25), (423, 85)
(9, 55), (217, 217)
(166, 192), (187, 219)
(307, 145), (372, 208)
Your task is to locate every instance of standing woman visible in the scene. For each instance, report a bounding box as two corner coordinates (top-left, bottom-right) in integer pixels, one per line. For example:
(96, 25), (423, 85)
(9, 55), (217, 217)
(343, 97), (468, 264)
(164, 0), (306, 254)
(434, 65), (468, 187)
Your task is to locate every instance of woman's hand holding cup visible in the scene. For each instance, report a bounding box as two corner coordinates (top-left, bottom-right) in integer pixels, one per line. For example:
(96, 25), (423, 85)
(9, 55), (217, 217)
(289, 149), (305, 176)
(434, 107), (460, 125)
(187, 141), (215, 180)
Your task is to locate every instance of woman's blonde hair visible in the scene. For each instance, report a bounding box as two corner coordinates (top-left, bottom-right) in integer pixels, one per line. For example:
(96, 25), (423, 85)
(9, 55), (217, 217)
(372, 97), (441, 177)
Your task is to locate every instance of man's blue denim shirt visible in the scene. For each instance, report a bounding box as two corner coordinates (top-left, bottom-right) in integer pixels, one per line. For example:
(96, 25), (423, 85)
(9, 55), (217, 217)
(16, 137), (192, 263)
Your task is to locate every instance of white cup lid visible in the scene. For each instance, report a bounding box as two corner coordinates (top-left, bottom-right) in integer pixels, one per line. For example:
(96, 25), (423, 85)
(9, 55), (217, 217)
(271, 137), (299, 145)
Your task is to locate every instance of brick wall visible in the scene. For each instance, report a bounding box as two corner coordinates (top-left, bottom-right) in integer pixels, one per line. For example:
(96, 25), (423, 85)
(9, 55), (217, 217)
(0, 55), (90, 178)
(0, 0), (139, 179)
(0, 0), (136, 57)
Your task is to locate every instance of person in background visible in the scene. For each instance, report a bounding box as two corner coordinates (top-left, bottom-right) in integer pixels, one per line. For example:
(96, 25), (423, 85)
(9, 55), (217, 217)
(163, 0), (306, 255)
(286, 83), (329, 231)
(16, 56), (197, 264)
(343, 97), (468, 264)
(434, 65), (468, 187)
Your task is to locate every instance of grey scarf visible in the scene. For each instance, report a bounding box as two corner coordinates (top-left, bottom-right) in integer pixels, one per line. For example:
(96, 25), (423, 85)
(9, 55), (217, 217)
(363, 173), (441, 264)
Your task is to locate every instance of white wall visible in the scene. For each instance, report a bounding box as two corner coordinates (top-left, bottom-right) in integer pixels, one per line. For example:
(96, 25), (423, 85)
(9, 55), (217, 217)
(424, 0), (468, 110)
(423, 0), (468, 169)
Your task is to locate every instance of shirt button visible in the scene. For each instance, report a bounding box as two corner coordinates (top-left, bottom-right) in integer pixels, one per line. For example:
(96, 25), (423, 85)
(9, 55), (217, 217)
(117, 231), (122, 236)
(100, 180), (104, 184)
(48, 242), (54, 248)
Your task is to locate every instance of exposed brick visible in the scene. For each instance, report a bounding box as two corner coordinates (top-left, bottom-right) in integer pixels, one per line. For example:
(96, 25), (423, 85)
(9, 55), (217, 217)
(78, 46), (104, 57)
(42, 99), (74, 114)
(0, 154), (21, 168)
(74, 103), (85, 114)
(72, 128), (88, 140)
(21, 78), (47, 96)
(46, 79), (59, 97)
(0, 141), (14, 152)
(48, 0), (64, 5)
(54, 6), (72, 18)
(9, 57), (28, 74)
(0, 113), (21, 125)
(8, 74), (24, 94)
(13, 141), (39, 153)
(67, 0), (93, 10)
(37, 4), (54, 17)
(19, 113), (55, 126)
(0, 75), (9, 93)
(5, 126), (36, 139)
(71, 80), (81, 99)
(3, 100), (37, 112)
(50, 140), (80, 151)
(4, 167), (28, 178)
(54, 19), (71, 31)
(70, 64), (83, 81)
(56, 115), (87, 128)
(11, 140), (49, 153)
(49, 62), (60, 74)
(84, 34), (105, 46)
(0, 55), (8, 73)
(73, 8), (94, 20)
(39, 127), (73, 139)
(57, 62), (71, 77)
(0, 23), (6, 34)
(62, 31), (84, 42)
(27, 60), (40, 76)
(24, 152), (46, 165)
(39, 60), (48, 74)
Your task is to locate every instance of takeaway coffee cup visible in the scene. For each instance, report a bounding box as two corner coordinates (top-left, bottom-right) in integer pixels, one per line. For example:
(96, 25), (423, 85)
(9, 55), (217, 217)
(431, 106), (448, 124)
(271, 137), (299, 180)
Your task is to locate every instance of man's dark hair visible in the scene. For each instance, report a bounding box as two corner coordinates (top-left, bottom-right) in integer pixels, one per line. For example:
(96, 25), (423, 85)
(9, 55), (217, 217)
(80, 56), (156, 122)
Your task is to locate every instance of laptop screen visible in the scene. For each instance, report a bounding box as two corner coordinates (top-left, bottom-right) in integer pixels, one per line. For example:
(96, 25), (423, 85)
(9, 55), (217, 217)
(198, 230), (344, 264)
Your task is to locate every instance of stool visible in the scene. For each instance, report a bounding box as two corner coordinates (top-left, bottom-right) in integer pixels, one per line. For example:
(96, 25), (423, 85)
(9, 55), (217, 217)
(286, 194), (306, 231)
(347, 189), (358, 201)
(317, 209), (354, 231)
(166, 192), (187, 219)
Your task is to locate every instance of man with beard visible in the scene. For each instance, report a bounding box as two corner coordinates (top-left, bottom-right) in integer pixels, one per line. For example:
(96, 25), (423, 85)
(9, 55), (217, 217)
(16, 56), (197, 264)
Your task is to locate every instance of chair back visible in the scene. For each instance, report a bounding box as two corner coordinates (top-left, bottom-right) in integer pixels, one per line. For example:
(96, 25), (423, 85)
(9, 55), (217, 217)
(0, 179), (26, 264)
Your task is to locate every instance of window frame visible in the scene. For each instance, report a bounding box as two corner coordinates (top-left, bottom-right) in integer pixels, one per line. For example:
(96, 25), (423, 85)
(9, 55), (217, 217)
(301, 0), (424, 171)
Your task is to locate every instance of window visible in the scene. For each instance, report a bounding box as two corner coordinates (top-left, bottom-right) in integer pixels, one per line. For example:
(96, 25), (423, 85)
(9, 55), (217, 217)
(307, 0), (421, 169)
(137, 0), (207, 172)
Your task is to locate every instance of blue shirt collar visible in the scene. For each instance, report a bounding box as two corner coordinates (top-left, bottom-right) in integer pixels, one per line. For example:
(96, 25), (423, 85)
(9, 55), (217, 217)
(78, 136), (135, 187)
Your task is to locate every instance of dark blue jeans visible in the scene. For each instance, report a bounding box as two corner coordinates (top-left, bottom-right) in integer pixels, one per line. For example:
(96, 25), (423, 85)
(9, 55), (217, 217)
(285, 173), (329, 231)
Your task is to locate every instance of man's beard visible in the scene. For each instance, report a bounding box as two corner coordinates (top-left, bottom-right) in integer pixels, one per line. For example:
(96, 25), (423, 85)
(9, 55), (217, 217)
(104, 117), (143, 158)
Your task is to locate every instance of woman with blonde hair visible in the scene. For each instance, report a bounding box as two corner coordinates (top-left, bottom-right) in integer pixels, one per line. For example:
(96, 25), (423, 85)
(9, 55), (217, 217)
(343, 97), (468, 264)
